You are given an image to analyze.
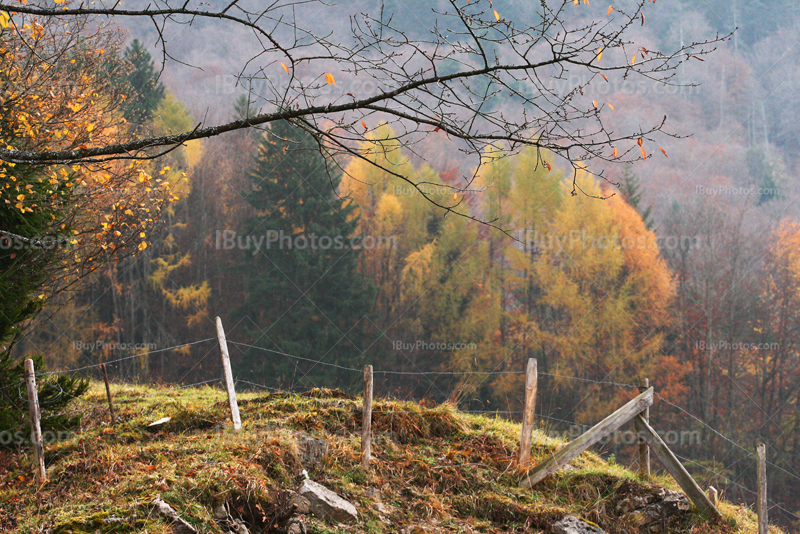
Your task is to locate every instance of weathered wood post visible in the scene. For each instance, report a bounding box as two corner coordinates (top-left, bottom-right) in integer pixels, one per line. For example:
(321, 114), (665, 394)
(757, 440), (768, 534)
(361, 365), (373, 468)
(215, 317), (241, 431)
(634, 377), (650, 478)
(24, 359), (47, 483)
(101, 363), (115, 423)
(519, 358), (538, 468)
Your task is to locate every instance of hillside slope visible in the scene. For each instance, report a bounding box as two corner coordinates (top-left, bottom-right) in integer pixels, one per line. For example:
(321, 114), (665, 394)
(0, 383), (776, 534)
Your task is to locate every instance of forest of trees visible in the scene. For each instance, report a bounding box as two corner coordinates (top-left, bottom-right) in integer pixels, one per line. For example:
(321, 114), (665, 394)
(2, 1), (800, 532)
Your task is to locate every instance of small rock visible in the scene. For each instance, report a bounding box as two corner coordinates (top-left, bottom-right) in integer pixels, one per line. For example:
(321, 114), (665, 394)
(152, 497), (197, 534)
(288, 491), (311, 514)
(214, 504), (229, 520)
(553, 515), (606, 534)
(295, 433), (329, 467)
(298, 479), (358, 524)
(372, 501), (389, 514)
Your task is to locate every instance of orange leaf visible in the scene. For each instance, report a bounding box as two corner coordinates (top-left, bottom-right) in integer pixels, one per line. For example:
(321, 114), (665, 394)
(640, 146), (647, 159)
(493, 9), (500, 21)
(607, 5), (613, 14)
(601, 74), (608, 82)
(631, 54), (637, 65)
(361, 121), (367, 131)
(607, 103), (615, 111)
(281, 62), (289, 74)
(659, 148), (668, 157)
(592, 100), (598, 109)
(637, 138), (643, 146)
(325, 73), (335, 85)
(545, 162), (552, 171)
(453, 192), (458, 200)
(613, 147), (618, 158)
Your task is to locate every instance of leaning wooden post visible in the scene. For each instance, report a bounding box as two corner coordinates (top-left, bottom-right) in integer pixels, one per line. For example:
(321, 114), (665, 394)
(24, 359), (47, 483)
(519, 358), (538, 468)
(634, 377), (650, 478)
(361, 365), (373, 468)
(757, 440), (768, 534)
(215, 317), (241, 431)
(101, 363), (115, 423)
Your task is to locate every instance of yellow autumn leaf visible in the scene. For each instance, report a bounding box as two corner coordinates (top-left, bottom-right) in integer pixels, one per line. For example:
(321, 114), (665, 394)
(631, 54), (637, 65)
(325, 73), (335, 85)
(607, 103), (615, 111)
(281, 62), (289, 74)
(16, 194), (24, 201)
(596, 47), (603, 61)
(138, 242), (147, 251)
(613, 147), (618, 158)
(0, 11), (9, 29)
(493, 9), (500, 21)
(592, 100), (598, 109)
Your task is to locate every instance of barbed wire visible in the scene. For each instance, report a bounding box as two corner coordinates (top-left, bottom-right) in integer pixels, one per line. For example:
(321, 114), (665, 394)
(228, 340), (639, 387)
(36, 338), (216, 376)
(656, 393), (800, 484)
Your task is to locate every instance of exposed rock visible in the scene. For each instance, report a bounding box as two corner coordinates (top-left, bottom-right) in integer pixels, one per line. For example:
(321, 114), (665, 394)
(295, 432), (328, 467)
(615, 485), (692, 532)
(152, 497), (197, 533)
(298, 479), (358, 524)
(213, 504), (229, 520)
(288, 490), (311, 514)
(552, 515), (606, 534)
(372, 501), (389, 515)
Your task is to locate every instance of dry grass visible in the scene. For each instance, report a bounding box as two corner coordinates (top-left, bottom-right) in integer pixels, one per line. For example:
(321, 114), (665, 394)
(0, 381), (776, 534)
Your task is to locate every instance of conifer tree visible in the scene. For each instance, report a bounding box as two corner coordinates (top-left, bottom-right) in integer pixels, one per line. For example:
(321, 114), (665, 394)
(234, 120), (375, 389)
(121, 39), (165, 127)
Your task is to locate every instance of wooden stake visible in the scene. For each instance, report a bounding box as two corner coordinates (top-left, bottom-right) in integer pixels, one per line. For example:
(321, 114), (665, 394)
(520, 387), (653, 488)
(757, 440), (768, 534)
(635, 414), (721, 518)
(24, 359), (46, 483)
(519, 358), (538, 468)
(215, 317), (241, 431)
(361, 365), (373, 468)
(634, 377), (650, 478)
(101, 363), (115, 423)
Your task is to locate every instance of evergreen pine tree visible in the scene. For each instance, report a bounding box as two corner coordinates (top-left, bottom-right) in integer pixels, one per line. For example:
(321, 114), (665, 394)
(234, 120), (375, 389)
(121, 39), (165, 127)
(618, 168), (654, 230)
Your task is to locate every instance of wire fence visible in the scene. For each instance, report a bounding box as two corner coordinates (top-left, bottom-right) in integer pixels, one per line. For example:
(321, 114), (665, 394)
(4, 334), (799, 527)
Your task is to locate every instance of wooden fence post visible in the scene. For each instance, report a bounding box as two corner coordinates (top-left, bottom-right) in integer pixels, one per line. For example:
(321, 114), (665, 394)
(635, 414), (721, 518)
(634, 377), (650, 478)
(24, 359), (47, 483)
(101, 363), (115, 423)
(757, 440), (768, 534)
(215, 317), (241, 431)
(361, 365), (373, 468)
(519, 358), (538, 468)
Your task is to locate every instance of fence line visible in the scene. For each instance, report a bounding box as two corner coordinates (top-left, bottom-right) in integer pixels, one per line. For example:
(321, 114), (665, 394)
(657, 393), (800, 484)
(36, 338), (217, 376)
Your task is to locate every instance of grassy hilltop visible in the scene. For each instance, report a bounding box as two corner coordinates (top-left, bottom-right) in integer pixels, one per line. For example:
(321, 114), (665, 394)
(0, 382), (776, 534)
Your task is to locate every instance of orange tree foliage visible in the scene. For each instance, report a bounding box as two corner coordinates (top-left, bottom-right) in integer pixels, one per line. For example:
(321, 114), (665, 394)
(0, 14), (178, 350)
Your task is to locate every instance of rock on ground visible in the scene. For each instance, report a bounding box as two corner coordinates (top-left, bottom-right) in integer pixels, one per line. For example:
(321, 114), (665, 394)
(552, 515), (606, 534)
(298, 479), (358, 524)
(152, 497), (197, 534)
